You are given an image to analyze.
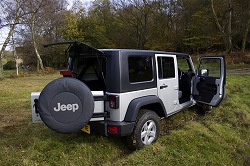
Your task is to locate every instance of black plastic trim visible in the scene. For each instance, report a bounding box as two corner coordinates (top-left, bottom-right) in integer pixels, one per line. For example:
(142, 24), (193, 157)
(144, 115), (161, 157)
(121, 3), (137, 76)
(124, 95), (167, 122)
(94, 96), (104, 101)
(89, 120), (135, 136)
(92, 112), (109, 118)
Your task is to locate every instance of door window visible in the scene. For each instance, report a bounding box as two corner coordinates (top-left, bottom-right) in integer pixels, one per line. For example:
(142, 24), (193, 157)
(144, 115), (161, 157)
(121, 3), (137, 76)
(157, 57), (175, 79)
(198, 58), (221, 78)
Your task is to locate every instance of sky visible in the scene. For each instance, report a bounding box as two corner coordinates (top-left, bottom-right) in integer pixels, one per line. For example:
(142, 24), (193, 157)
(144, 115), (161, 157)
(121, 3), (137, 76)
(0, 0), (93, 51)
(0, 3), (8, 50)
(0, 27), (9, 49)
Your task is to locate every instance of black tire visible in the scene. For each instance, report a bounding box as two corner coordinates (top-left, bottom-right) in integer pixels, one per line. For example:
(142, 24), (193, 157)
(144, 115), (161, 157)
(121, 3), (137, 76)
(126, 109), (160, 150)
(38, 77), (94, 133)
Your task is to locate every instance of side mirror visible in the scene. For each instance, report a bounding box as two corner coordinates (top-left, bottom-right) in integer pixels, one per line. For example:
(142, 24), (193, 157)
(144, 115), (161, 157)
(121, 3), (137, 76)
(198, 69), (209, 76)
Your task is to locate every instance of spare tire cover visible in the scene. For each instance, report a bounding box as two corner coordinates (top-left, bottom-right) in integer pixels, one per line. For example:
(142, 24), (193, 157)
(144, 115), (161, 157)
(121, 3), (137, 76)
(38, 77), (94, 133)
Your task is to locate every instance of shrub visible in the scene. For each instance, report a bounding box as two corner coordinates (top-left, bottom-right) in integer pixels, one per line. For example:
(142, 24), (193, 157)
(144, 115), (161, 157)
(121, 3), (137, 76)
(3, 61), (16, 70)
(44, 67), (56, 74)
(36, 67), (56, 75)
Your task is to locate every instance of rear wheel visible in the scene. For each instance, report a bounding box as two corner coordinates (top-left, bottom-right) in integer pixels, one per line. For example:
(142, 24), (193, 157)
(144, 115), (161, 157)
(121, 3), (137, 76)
(126, 109), (160, 150)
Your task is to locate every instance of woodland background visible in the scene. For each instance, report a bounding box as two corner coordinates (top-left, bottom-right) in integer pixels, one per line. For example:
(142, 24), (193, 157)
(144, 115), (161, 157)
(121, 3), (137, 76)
(0, 0), (249, 79)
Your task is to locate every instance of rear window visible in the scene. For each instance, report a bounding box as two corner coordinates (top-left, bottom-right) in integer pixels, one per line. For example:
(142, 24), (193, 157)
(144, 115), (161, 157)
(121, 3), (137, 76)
(128, 56), (153, 83)
(71, 56), (106, 90)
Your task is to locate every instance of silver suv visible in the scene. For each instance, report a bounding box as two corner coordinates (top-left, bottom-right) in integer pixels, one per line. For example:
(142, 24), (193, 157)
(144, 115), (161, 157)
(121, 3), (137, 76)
(31, 41), (226, 149)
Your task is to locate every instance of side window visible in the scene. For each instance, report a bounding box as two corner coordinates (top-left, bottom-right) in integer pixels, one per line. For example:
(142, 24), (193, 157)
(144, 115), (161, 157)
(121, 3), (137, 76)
(198, 58), (220, 78)
(158, 57), (175, 79)
(128, 56), (153, 83)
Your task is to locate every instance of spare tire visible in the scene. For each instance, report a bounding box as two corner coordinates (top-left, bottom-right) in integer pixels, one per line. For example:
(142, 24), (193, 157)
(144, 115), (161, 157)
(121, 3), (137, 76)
(38, 77), (94, 133)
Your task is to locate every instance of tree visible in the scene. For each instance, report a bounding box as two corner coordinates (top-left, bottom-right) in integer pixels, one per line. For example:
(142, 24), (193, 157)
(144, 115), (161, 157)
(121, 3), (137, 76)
(178, 0), (221, 53)
(60, 11), (84, 41)
(112, 0), (156, 49)
(241, 0), (250, 52)
(85, 0), (117, 48)
(22, 0), (48, 71)
(11, 35), (21, 75)
(20, 0), (67, 70)
(145, 0), (176, 51)
(211, 0), (232, 53)
(0, 0), (26, 79)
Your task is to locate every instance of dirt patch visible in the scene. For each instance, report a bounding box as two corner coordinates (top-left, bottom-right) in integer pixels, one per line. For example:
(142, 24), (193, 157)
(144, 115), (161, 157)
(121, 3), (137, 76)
(227, 68), (250, 75)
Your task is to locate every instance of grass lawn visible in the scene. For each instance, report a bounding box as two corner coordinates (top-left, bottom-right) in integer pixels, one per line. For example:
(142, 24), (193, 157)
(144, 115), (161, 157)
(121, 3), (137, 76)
(0, 72), (249, 165)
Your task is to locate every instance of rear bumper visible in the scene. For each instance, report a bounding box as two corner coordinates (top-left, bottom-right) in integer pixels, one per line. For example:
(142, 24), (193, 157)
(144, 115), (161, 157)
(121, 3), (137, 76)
(89, 120), (135, 137)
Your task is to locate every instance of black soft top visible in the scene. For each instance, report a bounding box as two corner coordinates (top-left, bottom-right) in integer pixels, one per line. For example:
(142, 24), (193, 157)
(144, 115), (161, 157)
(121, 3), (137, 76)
(44, 41), (189, 59)
(100, 49), (190, 58)
(44, 41), (104, 58)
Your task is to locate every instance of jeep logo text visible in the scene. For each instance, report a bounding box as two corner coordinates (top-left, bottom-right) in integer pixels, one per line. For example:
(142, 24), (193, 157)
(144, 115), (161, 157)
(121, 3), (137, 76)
(54, 103), (79, 112)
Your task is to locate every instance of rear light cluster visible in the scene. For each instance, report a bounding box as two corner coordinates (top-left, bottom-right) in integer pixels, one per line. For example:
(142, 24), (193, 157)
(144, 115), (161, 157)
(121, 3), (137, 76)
(108, 95), (119, 109)
(60, 71), (73, 77)
(107, 95), (120, 134)
(108, 125), (119, 133)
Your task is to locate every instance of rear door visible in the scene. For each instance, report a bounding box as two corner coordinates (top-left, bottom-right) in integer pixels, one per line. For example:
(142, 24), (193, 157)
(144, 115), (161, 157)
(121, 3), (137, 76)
(70, 51), (106, 121)
(44, 41), (106, 121)
(193, 56), (226, 106)
(156, 54), (179, 114)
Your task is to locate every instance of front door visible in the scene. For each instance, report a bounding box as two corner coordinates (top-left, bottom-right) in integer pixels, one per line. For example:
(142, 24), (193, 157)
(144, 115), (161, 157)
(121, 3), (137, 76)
(156, 54), (179, 114)
(193, 56), (226, 106)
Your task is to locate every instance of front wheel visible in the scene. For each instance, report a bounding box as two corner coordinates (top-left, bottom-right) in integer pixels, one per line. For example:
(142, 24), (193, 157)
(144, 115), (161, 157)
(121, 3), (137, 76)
(126, 109), (160, 150)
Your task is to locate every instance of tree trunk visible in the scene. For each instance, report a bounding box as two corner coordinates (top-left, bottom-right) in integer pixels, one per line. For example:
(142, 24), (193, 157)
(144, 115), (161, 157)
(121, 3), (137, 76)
(242, 0), (250, 53)
(14, 47), (19, 76)
(227, 0), (232, 53)
(0, 24), (17, 79)
(31, 15), (44, 71)
(12, 39), (19, 76)
(211, 0), (232, 53)
(0, 0), (21, 79)
(0, 59), (3, 80)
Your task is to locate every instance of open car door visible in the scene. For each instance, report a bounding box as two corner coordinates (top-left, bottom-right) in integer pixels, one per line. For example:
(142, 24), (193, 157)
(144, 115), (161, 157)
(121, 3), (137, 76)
(193, 56), (226, 107)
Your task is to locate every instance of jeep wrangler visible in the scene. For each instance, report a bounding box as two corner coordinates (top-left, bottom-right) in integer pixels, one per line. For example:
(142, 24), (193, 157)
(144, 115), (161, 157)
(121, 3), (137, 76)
(31, 41), (226, 149)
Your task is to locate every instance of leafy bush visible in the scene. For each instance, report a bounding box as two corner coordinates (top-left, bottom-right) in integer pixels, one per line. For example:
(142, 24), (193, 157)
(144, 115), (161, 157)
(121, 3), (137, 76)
(3, 61), (16, 70)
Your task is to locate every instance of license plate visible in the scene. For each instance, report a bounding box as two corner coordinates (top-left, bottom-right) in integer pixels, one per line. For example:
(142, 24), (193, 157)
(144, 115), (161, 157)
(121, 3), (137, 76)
(81, 124), (90, 134)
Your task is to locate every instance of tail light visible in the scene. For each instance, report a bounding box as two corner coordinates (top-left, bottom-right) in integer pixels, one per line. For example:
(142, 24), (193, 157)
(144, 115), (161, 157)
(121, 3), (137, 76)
(109, 95), (119, 109)
(108, 125), (119, 133)
(60, 71), (73, 77)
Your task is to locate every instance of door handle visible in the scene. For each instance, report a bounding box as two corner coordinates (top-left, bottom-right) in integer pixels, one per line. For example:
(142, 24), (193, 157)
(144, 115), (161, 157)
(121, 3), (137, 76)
(160, 84), (168, 89)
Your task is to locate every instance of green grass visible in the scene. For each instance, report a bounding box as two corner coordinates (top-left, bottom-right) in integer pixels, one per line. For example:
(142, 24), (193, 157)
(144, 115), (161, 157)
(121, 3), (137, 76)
(2, 69), (16, 78)
(0, 73), (250, 165)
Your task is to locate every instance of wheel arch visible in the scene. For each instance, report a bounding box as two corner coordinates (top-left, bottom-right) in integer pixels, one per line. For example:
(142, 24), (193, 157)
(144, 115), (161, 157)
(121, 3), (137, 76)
(124, 95), (167, 122)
